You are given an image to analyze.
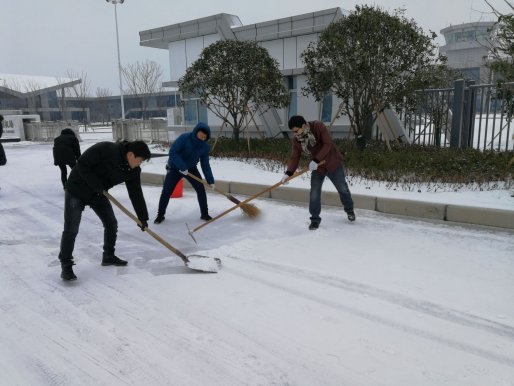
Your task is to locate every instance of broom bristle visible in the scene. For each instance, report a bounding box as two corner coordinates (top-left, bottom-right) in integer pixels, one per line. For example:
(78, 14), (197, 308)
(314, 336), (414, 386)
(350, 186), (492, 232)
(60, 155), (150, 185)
(240, 202), (260, 218)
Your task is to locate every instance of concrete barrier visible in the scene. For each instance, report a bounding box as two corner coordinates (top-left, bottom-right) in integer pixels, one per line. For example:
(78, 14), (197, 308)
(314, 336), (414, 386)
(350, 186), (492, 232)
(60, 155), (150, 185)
(376, 197), (446, 221)
(230, 181), (272, 198)
(447, 205), (514, 229)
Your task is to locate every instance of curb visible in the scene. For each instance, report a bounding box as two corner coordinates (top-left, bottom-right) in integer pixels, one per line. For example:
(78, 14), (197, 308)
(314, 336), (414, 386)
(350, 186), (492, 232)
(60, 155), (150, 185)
(141, 172), (514, 230)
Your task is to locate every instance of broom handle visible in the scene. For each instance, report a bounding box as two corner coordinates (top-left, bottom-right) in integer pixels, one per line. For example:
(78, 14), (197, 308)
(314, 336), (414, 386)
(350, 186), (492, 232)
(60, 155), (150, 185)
(190, 160), (325, 234)
(102, 191), (189, 262)
(187, 172), (240, 203)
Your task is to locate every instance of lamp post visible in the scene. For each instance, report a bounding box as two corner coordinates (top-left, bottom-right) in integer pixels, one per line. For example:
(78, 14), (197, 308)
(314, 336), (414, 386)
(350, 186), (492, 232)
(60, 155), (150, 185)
(106, 0), (125, 120)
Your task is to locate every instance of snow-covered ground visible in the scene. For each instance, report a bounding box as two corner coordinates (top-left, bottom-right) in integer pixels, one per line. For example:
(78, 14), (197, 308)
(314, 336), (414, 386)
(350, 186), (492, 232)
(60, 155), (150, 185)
(0, 130), (513, 385)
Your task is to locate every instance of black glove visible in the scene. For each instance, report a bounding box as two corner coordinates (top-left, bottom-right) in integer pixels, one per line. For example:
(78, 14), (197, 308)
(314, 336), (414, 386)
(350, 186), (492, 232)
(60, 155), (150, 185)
(138, 219), (148, 231)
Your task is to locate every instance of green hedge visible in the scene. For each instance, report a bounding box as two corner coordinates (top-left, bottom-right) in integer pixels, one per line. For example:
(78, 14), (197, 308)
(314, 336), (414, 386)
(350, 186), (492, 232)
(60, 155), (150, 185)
(209, 137), (514, 189)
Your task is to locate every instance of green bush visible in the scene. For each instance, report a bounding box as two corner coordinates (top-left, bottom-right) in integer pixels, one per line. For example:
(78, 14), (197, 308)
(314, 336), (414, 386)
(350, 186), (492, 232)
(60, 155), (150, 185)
(209, 137), (514, 190)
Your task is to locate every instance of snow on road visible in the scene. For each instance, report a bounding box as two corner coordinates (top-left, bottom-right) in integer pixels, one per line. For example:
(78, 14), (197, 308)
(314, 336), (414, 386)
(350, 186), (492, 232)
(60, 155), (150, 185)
(0, 137), (513, 385)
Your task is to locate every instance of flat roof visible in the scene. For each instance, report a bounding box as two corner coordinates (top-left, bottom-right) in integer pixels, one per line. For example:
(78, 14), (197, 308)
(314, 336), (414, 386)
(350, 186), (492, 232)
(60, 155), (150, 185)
(140, 8), (343, 49)
(0, 73), (81, 96)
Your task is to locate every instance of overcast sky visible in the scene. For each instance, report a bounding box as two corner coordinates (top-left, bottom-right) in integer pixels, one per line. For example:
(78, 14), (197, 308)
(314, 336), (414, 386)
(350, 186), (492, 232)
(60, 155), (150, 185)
(2, 0), (508, 93)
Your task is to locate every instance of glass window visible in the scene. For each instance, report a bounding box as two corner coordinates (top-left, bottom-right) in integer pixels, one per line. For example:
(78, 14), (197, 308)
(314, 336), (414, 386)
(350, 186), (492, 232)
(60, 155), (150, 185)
(287, 76), (297, 118)
(288, 91), (297, 118)
(198, 101), (208, 124)
(321, 92), (332, 122)
(183, 99), (198, 125)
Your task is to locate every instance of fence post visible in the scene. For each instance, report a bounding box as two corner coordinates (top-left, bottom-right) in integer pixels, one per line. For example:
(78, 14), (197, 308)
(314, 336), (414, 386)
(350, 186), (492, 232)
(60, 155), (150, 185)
(462, 80), (476, 149)
(450, 79), (465, 148)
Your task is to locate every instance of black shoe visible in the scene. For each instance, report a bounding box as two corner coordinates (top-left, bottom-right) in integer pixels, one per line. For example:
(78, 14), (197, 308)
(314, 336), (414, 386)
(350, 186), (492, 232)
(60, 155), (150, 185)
(101, 255), (128, 266)
(308, 221), (319, 230)
(61, 263), (77, 281)
(347, 211), (356, 222)
(154, 214), (165, 224)
(200, 214), (212, 221)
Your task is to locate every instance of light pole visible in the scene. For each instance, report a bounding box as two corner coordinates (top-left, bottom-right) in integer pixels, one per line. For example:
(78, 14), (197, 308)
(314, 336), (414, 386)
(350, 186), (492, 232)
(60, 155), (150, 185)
(106, 0), (125, 120)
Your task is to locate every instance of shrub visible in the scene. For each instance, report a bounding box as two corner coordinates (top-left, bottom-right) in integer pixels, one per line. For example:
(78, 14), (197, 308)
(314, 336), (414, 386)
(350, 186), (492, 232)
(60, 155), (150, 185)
(209, 137), (513, 191)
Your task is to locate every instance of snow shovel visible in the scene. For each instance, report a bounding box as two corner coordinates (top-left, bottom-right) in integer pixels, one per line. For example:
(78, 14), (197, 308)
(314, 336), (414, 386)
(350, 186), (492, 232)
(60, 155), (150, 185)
(187, 161), (325, 243)
(186, 172), (260, 218)
(103, 191), (221, 273)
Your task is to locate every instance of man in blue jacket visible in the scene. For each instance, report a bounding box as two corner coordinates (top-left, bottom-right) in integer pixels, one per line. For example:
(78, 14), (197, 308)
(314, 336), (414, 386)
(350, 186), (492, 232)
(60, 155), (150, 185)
(154, 122), (215, 224)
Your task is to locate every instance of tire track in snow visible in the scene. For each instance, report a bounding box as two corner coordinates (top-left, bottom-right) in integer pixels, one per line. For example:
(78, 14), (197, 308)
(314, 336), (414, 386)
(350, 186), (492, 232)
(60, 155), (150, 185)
(224, 254), (514, 340)
(222, 259), (514, 370)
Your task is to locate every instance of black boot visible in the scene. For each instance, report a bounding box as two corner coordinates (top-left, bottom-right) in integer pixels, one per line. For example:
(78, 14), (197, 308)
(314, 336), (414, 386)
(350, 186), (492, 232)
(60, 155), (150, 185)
(308, 221), (319, 230)
(101, 254), (128, 266)
(200, 213), (212, 221)
(347, 211), (356, 222)
(61, 262), (77, 281)
(154, 214), (165, 224)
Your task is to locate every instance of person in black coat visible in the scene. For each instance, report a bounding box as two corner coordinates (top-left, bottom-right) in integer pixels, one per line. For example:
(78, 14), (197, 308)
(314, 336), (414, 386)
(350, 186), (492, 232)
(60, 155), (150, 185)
(53, 128), (81, 187)
(58, 140), (151, 281)
(0, 114), (6, 166)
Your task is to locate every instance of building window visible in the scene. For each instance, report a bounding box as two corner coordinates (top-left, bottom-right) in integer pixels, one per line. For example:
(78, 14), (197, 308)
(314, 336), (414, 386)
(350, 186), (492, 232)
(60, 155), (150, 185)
(183, 98), (208, 125)
(288, 76), (297, 118)
(321, 92), (332, 122)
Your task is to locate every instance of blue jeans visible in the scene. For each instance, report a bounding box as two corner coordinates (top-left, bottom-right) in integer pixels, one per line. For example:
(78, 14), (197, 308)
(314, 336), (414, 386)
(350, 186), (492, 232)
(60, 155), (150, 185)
(310, 165), (354, 224)
(157, 166), (208, 217)
(59, 191), (118, 264)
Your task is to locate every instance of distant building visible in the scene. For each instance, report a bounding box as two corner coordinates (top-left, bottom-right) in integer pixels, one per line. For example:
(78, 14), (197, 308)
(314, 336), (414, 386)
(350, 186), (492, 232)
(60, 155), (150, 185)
(0, 73), (80, 121)
(66, 92), (180, 123)
(139, 8), (353, 138)
(0, 73), (180, 124)
(439, 21), (496, 83)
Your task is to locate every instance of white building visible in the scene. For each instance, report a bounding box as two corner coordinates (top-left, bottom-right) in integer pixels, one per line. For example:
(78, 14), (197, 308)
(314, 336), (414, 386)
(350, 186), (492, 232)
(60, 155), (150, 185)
(139, 8), (353, 138)
(439, 21), (496, 84)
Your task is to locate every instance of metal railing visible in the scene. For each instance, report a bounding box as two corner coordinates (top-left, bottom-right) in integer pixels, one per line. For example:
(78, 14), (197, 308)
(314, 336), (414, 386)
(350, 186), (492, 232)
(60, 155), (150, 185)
(400, 80), (513, 151)
(23, 121), (81, 142)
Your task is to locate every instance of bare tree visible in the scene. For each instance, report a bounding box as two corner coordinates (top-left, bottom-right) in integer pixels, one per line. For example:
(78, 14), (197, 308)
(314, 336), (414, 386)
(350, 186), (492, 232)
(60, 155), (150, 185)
(55, 76), (72, 122)
(66, 70), (91, 130)
(23, 80), (44, 116)
(95, 87), (113, 124)
(2, 78), (22, 92)
(122, 60), (163, 119)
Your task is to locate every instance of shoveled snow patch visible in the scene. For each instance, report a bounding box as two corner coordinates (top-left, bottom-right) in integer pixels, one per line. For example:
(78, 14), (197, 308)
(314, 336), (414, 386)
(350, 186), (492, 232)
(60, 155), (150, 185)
(186, 254), (222, 273)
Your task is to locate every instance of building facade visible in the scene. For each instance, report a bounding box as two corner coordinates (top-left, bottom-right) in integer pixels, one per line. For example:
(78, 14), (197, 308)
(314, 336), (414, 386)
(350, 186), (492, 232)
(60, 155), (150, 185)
(439, 21), (496, 83)
(139, 8), (353, 138)
(0, 73), (81, 121)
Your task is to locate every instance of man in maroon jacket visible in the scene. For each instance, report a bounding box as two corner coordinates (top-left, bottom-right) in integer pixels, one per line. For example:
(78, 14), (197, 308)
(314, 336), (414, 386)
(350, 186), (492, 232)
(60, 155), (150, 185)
(281, 115), (355, 230)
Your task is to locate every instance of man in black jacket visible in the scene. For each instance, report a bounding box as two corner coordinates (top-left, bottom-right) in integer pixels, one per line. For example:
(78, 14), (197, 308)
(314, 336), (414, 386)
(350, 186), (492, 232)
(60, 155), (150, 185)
(53, 128), (81, 188)
(0, 114), (6, 166)
(59, 140), (151, 281)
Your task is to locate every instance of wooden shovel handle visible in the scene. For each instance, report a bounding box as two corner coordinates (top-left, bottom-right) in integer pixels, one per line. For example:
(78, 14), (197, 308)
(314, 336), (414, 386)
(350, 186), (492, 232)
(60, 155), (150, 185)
(190, 160), (325, 234)
(187, 172), (241, 204)
(103, 191), (189, 262)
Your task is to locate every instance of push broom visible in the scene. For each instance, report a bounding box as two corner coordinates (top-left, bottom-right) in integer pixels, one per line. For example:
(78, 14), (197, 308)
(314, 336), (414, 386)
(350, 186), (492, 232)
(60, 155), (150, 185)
(187, 161), (325, 243)
(186, 172), (260, 218)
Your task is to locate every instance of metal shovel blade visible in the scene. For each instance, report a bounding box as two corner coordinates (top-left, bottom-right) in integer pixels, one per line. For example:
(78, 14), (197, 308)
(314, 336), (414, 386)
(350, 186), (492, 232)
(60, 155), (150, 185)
(186, 254), (222, 273)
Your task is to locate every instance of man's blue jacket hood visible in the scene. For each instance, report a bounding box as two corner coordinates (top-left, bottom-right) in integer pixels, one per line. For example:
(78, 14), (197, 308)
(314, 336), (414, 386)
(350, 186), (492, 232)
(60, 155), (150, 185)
(167, 122), (214, 184)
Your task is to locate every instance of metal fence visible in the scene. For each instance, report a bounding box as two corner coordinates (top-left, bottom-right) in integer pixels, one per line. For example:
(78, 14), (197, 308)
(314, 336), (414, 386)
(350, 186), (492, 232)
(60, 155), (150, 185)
(112, 119), (169, 143)
(400, 80), (513, 151)
(24, 121), (81, 142)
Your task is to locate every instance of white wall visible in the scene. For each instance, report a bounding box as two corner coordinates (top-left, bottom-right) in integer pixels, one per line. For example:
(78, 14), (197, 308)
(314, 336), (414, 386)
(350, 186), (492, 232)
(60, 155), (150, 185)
(2, 114), (40, 140)
(168, 33), (220, 82)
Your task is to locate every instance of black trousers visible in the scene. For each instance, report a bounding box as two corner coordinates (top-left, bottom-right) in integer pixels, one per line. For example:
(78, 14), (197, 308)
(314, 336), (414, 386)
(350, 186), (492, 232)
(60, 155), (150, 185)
(59, 191), (118, 264)
(56, 161), (76, 187)
(0, 143), (6, 166)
